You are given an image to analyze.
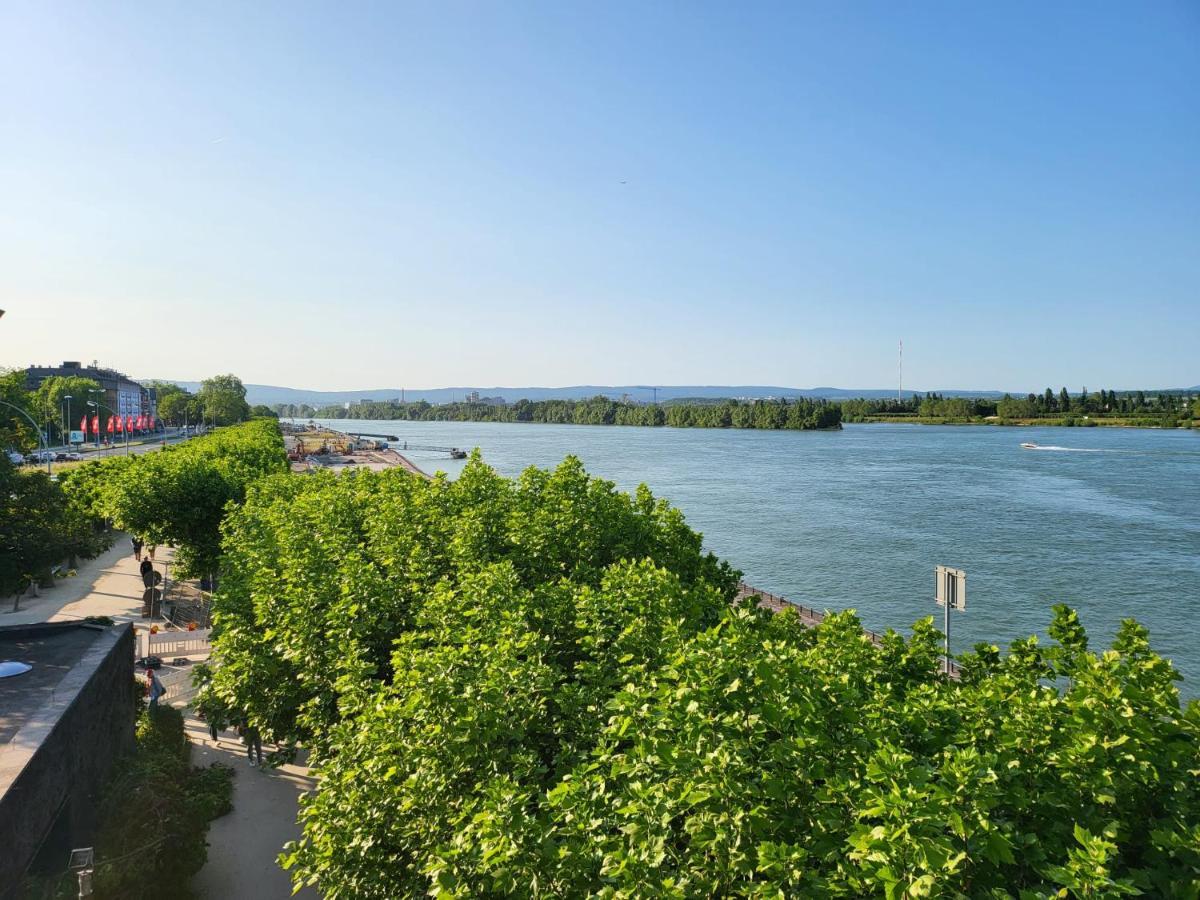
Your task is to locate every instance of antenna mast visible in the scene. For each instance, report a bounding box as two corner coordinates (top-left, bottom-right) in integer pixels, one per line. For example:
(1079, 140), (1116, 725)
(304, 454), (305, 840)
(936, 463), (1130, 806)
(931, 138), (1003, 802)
(898, 339), (903, 403)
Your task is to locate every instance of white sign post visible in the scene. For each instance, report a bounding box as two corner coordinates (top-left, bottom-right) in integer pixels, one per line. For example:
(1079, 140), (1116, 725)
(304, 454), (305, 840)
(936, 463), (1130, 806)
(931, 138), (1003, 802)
(935, 565), (966, 676)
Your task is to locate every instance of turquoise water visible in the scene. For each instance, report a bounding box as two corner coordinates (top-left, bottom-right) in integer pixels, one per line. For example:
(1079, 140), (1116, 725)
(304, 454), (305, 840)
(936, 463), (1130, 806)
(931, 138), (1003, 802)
(307, 420), (1200, 692)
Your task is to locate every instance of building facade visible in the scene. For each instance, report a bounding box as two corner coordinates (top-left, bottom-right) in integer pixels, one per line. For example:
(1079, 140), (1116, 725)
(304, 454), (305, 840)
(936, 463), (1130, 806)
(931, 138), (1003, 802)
(24, 361), (157, 424)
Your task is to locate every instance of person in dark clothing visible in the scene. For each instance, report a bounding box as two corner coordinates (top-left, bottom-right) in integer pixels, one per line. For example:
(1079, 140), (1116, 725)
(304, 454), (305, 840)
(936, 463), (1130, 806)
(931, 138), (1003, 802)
(131, 536), (143, 561)
(242, 724), (264, 767)
(140, 557), (154, 586)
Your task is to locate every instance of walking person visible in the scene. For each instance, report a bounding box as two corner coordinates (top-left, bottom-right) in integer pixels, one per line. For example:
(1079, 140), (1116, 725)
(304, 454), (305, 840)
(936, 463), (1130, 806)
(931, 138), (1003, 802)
(147, 668), (164, 711)
(140, 557), (154, 587)
(148, 544), (157, 561)
(242, 722), (264, 767)
(131, 536), (143, 561)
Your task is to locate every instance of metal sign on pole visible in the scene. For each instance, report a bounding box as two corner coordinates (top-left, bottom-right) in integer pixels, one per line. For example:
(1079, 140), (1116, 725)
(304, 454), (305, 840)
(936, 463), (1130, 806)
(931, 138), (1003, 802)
(934, 565), (966, 676)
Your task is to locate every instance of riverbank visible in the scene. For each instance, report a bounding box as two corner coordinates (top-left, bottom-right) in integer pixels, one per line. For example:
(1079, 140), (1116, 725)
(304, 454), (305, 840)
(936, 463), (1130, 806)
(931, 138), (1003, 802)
(282, 424), (429, 476)
(850, 415), (1197, 428)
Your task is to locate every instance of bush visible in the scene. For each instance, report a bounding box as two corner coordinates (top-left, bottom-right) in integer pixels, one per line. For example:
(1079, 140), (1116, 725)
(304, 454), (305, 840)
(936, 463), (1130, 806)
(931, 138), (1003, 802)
(187, 762), (236, 820)
(87, 707), (235, 899)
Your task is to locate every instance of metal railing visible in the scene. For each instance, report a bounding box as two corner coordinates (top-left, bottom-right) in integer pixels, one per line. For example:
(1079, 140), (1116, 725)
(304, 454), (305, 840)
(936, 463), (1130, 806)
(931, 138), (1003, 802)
(736, 581), (961, 677)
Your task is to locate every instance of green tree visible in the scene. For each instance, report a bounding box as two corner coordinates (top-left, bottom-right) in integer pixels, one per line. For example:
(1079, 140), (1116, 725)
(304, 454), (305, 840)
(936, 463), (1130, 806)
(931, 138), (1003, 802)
(1060, 387), (1071, 412)
(0, 368), (38, 452)
(193, 453), (1200, 899)
(0, 459), (98, 608)
(104, 419), (287, 577)
(32, 374), (103, 442)
(197, 374), (251, 426)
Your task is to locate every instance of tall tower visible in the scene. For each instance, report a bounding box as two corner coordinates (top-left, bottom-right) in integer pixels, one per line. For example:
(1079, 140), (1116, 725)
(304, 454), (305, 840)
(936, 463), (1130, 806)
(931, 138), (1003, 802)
(898, 339), (903, 403)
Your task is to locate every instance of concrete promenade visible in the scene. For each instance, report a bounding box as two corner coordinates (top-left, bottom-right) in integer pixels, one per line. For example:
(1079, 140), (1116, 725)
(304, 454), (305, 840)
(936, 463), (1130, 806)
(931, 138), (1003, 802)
(3, 535), (149, 626)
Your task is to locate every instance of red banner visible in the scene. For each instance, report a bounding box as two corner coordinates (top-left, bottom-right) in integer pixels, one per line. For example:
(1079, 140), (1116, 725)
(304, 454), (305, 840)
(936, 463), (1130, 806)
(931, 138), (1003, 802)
(107, 416), (115, 434)
(92, 415), (100, 436)
(126, 415), (134, 433)
(115, 416), (123, 433)
(149, 416), (156, 429)
(136, 415), (145, 430)
(80, 415), (88, 433)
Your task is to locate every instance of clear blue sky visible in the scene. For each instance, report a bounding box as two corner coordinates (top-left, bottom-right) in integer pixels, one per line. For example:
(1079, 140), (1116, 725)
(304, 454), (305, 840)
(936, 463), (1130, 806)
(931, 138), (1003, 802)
(2, 1), (1197, 392)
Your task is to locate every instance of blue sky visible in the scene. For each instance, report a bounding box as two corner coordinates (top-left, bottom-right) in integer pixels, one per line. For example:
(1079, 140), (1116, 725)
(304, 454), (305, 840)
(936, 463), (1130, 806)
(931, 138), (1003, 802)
(1, 1), (1197, 391)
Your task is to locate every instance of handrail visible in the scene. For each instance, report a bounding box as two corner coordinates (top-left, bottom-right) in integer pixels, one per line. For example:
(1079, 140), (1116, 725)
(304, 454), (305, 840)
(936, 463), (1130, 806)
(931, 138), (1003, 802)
(736, 580), (961, 677)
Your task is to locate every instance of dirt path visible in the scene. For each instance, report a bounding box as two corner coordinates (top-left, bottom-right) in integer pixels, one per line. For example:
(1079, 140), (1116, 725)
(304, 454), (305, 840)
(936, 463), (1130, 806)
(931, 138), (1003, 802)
(186, 715), (318, 898)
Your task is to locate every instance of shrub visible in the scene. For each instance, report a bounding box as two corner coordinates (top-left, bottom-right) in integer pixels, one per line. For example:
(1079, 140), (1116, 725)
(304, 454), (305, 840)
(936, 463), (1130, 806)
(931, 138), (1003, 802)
(87, 707), (234, 899)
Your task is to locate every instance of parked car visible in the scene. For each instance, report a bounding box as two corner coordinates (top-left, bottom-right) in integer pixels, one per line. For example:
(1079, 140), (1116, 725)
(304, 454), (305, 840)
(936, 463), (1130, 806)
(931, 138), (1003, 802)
(27, 450), (57, 463)
(5, 450), (24, 465)
(63, 452), (84, 461)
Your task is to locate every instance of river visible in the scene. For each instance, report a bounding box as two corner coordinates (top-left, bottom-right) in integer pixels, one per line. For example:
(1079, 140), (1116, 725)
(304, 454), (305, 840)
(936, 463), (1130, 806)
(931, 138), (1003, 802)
(303, 419), (1200, 693)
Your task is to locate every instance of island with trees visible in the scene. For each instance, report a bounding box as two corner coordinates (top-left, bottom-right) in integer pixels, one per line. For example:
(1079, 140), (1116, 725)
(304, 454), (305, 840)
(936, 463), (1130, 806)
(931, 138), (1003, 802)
(284, 387), (1198, 431)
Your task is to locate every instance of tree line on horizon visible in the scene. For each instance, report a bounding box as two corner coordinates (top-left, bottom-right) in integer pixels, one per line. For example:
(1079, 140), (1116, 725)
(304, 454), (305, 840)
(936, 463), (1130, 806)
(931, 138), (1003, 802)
(290, 395), (844, 430)
(843, 387), (1197, 425)
(272, 386), (1198, 430)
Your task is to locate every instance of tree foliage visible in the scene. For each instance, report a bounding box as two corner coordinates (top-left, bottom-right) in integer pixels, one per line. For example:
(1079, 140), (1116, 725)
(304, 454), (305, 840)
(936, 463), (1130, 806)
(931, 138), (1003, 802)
(31, 374), (103, 442)
(198, 373), (252, 426)
(200, 454), (1200, 898)
(0, 457), (109, 604)
(102, 419), (287, 576)
(310, 395), (842, 431)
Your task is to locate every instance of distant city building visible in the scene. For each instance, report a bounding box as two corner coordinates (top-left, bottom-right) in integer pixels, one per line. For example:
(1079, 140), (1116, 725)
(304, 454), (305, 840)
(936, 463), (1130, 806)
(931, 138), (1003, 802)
(465, 391), (481, 403)
(24, 361), (156, 421)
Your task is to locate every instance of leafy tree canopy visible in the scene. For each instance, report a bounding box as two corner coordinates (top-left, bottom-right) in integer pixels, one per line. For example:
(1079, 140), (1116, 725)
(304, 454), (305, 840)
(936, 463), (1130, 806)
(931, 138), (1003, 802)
(198, 373), (251, 426)
(196, 453), (1200, 898)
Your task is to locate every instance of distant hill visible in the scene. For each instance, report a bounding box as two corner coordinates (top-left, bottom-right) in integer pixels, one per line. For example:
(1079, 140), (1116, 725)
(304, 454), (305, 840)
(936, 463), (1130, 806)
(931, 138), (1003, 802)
(163, 381), (1196, 407)
(167, 382), (1011, 406)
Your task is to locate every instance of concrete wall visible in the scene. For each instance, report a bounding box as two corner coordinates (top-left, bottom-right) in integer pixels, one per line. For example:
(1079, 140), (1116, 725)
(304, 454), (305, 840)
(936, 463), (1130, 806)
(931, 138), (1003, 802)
(0, 624), (135, 896)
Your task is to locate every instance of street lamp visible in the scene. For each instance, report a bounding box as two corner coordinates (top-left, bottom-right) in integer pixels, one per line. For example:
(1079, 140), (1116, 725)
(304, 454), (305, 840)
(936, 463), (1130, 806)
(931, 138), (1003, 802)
(86, 399), (129, 456)
(62, 395), (73, 448)
(86, 389), (103, 451)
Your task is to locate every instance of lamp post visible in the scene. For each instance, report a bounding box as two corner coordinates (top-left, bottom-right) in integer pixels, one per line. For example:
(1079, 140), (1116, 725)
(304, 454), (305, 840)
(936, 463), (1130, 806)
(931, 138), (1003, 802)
(86, 389), (103, 451)
(62, 394), (73, 448)
(0, 399), (52, 473)
(87, 399), (129, 456)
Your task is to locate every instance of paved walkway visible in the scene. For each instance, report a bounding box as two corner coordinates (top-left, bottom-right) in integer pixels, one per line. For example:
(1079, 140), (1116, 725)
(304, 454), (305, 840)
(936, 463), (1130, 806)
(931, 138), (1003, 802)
(186, 716), (319, 899)
(3, 534), (157, 626)
(2, 534), (319, 895)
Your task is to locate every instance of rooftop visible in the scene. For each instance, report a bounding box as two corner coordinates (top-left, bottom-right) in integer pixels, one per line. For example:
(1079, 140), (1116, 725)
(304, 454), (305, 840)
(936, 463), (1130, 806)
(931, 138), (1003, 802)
(0, 623), (108, 746)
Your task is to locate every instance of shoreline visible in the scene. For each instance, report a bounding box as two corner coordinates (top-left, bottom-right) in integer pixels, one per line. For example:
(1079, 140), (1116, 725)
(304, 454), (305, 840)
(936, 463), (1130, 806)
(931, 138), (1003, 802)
(290, 415), (1195, 434)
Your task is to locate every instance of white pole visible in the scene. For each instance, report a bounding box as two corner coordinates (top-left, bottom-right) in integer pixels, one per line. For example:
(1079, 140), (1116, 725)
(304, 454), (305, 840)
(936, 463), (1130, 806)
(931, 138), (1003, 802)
(944, 586), (951, 676)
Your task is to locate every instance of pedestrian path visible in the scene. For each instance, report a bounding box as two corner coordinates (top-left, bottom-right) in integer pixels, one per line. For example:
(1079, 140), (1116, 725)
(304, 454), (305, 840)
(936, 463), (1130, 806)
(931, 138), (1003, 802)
(185, 715), (318, 899)
(2, 534), (156, 626)
(2, 534), (319, 896)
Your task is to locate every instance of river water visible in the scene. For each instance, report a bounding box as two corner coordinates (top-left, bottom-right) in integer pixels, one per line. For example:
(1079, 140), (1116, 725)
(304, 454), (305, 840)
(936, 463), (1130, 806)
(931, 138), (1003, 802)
(305, 419), (1200, 693)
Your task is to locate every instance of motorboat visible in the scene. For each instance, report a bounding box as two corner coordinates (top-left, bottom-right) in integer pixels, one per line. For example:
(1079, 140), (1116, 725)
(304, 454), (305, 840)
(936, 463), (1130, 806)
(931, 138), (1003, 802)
(1020, 442), (1038, 450)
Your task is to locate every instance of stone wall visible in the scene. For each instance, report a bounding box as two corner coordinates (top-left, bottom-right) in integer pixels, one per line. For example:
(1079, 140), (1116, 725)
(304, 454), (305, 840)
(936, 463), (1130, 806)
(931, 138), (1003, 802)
(0, 623), (135, 896)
